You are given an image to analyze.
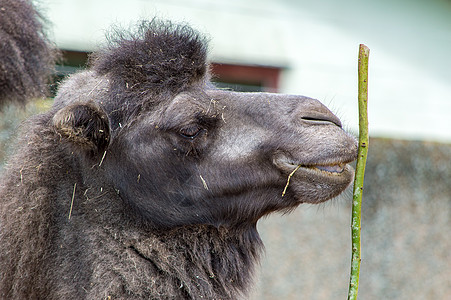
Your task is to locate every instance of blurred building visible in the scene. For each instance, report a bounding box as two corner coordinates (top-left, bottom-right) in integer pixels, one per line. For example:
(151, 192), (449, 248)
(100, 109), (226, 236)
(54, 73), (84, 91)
(42, 0), (451, 143)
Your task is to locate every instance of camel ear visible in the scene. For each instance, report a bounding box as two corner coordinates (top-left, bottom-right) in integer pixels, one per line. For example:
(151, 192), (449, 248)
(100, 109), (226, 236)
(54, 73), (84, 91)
(52, 103), (110, 155)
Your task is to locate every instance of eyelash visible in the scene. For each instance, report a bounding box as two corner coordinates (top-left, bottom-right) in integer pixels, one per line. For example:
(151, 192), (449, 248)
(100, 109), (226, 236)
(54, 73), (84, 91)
(176, 115), (218, 140)
(179, 125), (203, 139)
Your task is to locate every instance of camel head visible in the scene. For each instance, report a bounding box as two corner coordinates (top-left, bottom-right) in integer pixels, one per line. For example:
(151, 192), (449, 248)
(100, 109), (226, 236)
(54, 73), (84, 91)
(51, 21), (358, 229)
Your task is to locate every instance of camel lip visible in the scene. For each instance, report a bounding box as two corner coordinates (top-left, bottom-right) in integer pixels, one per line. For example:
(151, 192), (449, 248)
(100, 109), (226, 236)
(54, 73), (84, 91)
(304, 163), (346, 174)
(288, 163), (347, 176)
(273, 154), (354, 176)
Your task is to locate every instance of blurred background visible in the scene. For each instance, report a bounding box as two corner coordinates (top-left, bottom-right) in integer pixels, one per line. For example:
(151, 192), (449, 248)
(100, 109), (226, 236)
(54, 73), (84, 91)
(1, 0), (450, 298)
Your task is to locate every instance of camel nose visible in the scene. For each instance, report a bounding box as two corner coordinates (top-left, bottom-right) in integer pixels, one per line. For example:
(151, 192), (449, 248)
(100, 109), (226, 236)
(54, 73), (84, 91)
(297, 98), (342, 128)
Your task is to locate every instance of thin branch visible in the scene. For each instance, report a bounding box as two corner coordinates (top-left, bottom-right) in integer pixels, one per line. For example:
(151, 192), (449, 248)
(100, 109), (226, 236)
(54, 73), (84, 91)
(347, 44), (370, 300)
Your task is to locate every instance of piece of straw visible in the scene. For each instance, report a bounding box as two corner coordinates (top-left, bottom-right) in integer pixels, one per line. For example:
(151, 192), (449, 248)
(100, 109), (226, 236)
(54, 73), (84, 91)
(347, 44), (370, 300)
(281, 164), (301, 197)
(68, 183), (77, 220)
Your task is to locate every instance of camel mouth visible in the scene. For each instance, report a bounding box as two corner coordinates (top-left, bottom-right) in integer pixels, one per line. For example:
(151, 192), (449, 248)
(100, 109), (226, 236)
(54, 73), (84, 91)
(273, 155), (355, 203)
(284, 162), (351, 180)
(303, 163), (346, 175)
(273, 154), (355, 180)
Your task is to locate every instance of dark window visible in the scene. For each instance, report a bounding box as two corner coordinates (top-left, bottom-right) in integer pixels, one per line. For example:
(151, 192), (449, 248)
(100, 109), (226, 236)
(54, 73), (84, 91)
(211, 63), (282, 93)
(51, 50), (90, 95)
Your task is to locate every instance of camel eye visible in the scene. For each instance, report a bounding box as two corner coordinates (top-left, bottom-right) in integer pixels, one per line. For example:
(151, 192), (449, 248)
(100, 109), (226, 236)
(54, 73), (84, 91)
(179, 125), (202, 139)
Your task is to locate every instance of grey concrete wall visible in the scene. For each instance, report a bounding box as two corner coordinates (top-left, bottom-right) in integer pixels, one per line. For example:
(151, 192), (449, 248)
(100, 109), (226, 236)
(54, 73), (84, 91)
(251, 138), (451, 299)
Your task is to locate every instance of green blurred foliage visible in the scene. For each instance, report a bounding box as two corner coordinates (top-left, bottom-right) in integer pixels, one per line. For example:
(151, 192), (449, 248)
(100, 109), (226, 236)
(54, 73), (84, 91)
(0, 98), (53, 170)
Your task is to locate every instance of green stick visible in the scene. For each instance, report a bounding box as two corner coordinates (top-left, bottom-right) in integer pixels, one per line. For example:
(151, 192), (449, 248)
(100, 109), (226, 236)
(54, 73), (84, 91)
(347, 44), (370, 300)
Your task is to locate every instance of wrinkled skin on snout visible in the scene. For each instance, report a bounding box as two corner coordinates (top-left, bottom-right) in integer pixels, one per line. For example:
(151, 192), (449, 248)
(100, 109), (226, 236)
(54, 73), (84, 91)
(54, 80), (357, 229)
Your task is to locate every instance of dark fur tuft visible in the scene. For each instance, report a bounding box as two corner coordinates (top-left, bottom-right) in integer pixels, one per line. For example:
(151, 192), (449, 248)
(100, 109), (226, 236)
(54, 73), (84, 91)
(92, 20), (209, 98)
(0, 0), (57, 106)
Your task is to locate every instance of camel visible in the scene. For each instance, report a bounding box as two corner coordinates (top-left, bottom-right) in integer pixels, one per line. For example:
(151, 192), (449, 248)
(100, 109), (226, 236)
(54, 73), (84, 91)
(0, 19), (357, 299)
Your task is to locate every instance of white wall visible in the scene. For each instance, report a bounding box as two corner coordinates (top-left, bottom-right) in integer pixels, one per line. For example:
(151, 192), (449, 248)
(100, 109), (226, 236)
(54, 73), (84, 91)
(40, 0), (451, 142)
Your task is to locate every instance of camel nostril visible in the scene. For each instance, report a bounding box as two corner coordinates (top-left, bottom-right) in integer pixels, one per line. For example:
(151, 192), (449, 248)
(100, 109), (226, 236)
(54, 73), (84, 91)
(301, 114), (342, 128)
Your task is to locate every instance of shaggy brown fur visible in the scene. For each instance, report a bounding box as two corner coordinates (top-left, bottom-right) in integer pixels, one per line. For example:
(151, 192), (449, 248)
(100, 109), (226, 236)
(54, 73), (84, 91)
(0, 20), (357, 299)
(0, 0), (57, 106)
